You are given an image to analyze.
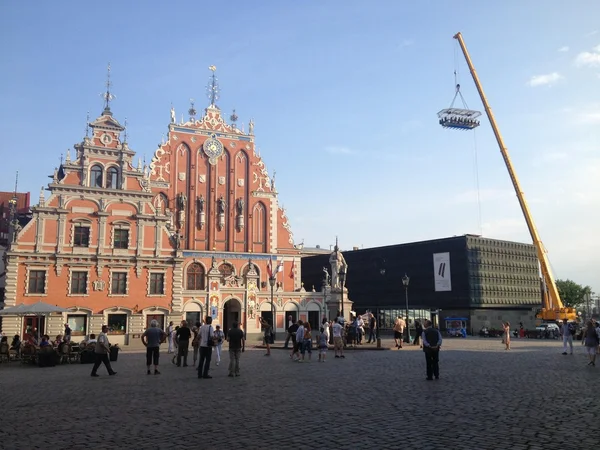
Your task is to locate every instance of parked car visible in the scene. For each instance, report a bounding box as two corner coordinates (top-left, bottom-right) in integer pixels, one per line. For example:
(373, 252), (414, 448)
(535, 323), (560, 339)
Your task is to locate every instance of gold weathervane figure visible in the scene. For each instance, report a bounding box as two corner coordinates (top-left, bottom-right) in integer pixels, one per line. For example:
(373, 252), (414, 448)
(209, 65), (216, 72)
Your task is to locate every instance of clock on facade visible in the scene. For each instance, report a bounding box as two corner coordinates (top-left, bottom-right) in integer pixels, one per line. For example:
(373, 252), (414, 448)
(203, 134), (224, 165)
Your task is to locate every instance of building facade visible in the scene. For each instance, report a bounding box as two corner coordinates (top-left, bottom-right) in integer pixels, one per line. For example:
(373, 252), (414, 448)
(301, 235), (543, 332)
(2, 71), (328, 344)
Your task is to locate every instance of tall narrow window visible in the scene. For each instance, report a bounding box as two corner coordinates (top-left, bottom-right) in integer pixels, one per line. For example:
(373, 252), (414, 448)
(90, 165), (103, 188)
(150, 273), (165, 295)
(252, 202), (266, 252)
(71, 271), (88, 294)
(111, 272), (127, 295)
(74, 226), (90, 247)
(186, 263), (205, 290)
(114, 229), (129, 249)
(28, 270), (46, 294)
(107, 167), (119, 189)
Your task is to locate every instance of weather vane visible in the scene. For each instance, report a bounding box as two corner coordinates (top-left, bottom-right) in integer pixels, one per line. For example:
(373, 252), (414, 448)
(101, 63), (116, 112)
(206, 65), (220, 106)
(188, 98), (197, 121)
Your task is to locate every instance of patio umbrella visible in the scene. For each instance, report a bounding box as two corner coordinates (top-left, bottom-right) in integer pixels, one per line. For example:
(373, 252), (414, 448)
(0, 302), (68, 339)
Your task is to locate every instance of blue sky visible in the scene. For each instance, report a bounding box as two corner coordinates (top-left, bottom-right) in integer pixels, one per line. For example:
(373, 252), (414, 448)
(1, 1), (599, 293)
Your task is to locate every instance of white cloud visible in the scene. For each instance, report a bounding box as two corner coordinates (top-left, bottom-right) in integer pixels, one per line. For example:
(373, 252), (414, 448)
(558, 46), (569, 52)
(324, 146), (356, 155)
(398, 39), (414, 48)
(574, 45), (600, 67)
(527, 72), (564, 87)
(586, 30), (599, 37)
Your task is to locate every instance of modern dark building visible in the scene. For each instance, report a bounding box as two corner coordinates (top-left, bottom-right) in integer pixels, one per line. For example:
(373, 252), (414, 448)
(301, 235), (543, 333)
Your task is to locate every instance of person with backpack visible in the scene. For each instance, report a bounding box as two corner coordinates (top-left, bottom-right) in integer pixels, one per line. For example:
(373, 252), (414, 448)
(560, 318), (574, 355)
(191, 321), (201, 367)
(582, 320), (600, 366)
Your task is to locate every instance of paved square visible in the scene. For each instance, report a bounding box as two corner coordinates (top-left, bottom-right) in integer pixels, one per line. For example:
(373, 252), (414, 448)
(0, 338), (598, 449)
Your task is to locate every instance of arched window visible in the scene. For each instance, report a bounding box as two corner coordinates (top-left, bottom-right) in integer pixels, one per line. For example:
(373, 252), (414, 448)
(186, 263), (205, 290)
(107, 167), (119, 189)
(90, 165), (103, 188)
(252, 202), (266, 253)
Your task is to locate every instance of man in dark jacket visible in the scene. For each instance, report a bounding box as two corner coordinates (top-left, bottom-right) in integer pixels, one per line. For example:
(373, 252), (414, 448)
(422, 320), (442, 381)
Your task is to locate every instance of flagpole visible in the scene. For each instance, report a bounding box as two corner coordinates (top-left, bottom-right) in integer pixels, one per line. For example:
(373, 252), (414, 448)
(269, 255), (276, 342)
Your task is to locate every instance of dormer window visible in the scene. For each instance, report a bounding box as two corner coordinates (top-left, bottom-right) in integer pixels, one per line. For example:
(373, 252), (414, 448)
(90, 165), (103, 188)
(107, 167), (119, 189)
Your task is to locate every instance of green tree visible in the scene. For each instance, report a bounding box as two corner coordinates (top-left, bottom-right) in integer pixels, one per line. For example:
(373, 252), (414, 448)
(555, 279), (592, 308)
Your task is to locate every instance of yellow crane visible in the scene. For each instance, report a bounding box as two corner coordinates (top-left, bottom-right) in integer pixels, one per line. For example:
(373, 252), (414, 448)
(452, 32), (576, 322)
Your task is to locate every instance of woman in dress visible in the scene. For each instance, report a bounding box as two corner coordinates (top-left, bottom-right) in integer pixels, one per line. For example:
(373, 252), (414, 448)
(502, 321), (511, 350)
(213, 325), (225, 366)
(260, 317), (272, 356)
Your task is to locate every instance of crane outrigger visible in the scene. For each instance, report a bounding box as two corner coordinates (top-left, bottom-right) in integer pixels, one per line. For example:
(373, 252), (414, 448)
(452, 32), (576, 322)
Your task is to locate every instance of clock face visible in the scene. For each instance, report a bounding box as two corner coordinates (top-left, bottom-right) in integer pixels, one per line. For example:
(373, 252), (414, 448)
(203, 136), (224, 160)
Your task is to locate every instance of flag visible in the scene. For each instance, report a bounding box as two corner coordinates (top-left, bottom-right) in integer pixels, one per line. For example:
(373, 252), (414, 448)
(289, 259), (295, 279)
(275, 259), (284, 274)
(266, 256), (273, 278)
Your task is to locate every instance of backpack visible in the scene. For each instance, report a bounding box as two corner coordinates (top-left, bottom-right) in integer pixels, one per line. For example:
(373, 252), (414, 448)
(568, 324), (576, 336)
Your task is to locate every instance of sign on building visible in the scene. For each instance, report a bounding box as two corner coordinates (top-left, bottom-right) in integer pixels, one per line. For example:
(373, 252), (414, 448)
(433, 252), (452, 292)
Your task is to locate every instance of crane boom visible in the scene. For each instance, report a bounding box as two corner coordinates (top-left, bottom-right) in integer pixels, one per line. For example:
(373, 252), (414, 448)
(453, 32), (573, 320)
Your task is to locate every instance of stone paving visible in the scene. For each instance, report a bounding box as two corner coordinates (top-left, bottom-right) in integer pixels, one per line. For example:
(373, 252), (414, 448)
(0, 338), (598, 450)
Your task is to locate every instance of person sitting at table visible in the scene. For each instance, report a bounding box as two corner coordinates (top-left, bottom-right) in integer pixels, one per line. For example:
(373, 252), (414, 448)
(39, 335), (51, 348)
(10, 334), (21, 351)
(54, 335), (63, 347)
(0, 336), (7, 344)
(87, 333), (97, 345)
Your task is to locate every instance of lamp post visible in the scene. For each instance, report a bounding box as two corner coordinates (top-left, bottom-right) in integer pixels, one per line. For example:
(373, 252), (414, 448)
(269, 275), (276, 340)
(338, 268), (346, 321)
(402, 273), (410, 344)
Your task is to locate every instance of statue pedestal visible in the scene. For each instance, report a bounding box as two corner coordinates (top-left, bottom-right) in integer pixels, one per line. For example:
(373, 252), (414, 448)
(326, 287), (353, 323)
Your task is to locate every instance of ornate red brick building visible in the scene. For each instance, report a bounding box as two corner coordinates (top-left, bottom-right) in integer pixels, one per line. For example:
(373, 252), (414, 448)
(2, 68), (327, 344)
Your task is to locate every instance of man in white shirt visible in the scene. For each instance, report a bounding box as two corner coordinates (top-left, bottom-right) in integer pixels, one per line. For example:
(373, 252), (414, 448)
(292, 320), (305, 361)
(198, 316), (215, 379)
(332, 320), (345, 358)
(560, 319), (574, 355)
(91, 325), (116, 377)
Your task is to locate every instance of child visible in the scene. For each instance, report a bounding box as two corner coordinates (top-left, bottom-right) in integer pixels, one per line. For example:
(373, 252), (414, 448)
(318, 327), (328, 362)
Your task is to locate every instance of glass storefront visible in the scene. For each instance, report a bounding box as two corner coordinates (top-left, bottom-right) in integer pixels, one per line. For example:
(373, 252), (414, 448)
(67, 314), (88, 336)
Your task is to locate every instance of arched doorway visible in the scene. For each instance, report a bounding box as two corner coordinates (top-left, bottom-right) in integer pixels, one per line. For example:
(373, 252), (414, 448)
(184, 300), (204, 328)
(223, 298), (241, 336)
(284, 301), (300, 329)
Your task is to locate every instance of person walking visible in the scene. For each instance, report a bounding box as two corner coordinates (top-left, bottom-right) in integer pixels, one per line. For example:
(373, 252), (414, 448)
(318, 324), (328, 362)
(91, 325), (116, 377)
(198, 316), (214, 379)
(213, 325), (225, 366)
(560, 318), (574, 355)
(301, 322), (313, 362)
(413, 320), (424, 347)
(332, 319), (345, 358)
(367, 313), (377, 344)
(502, 321), (511, 351)
(260, 317), (272, 356)
(393, 316), (405, 349)
(582, 320), (600, 366)
(287, 320), (299, 359)
(422, 320), (442, 381)
(167, 321), (174, 354)
(64, 323), (72, 343)
(191, 321), (201, 367)
(292, 320), (304, 361)
(284, 315), (294, 349)
(176, 320), (192, 367)
(227, 321), (245, 377)
(142, 319), (167, 375)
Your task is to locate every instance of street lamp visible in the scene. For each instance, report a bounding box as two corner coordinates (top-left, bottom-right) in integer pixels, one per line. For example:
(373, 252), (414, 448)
(269, 275), (276, 340)
(338, 268), (346, 321)
(402, 273), (410, 344)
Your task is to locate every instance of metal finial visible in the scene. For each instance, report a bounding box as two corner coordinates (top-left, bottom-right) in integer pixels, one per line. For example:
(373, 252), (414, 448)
(102, 63), (115, 113)
(123, 117), (128, 142)
(230, 109), (238, 125)
(60, 153), (63, 165)
(14, 171), (19, 196)
(85, 111), (90, 137)
(206, 65), (220, 107)
(188, 98), (197, 120)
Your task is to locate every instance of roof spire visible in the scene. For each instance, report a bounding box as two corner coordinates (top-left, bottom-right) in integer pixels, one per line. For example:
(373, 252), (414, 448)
(188, 98), (197, 121)
(102, 63), (115, 115)
(85, 111), (90, 137)
(206, 65), (220, 107)
(123, 117), (128, 143)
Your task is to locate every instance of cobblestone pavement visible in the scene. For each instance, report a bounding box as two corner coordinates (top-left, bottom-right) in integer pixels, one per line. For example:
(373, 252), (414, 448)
(0, 338), (598, 450)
